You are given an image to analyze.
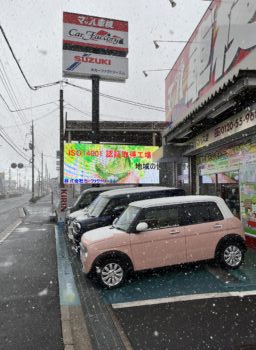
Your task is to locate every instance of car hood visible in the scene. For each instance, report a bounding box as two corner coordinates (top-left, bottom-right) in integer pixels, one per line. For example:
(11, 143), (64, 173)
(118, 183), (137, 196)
(75, 210), (90, 221)
(81, 225), (125, 246)
(69, 208), (86, 219)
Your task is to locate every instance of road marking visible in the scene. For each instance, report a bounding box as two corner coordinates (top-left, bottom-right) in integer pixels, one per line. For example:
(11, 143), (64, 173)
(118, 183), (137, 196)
(0, 219), (22, 245)
(112, 290), (256, 309)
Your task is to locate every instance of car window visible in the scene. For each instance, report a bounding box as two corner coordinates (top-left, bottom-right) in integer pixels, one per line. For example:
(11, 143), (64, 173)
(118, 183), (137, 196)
(183, 202), (224, 225)
(115, 205), (141, 231)
(89, 196), (110, 217)
(102, 197), (129, 216)
(138, 205), (182, 230)
(79, 193), (93, 207)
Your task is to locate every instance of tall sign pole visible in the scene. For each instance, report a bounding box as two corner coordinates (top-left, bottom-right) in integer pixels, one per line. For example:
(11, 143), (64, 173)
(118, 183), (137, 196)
(59, 86), (64, 187)
(92, 75), (100, 144)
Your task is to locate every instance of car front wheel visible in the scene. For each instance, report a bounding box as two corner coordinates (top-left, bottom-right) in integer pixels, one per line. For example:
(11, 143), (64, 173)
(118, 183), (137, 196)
(99, 259), (126, 289)
(218, 243), (244, 269)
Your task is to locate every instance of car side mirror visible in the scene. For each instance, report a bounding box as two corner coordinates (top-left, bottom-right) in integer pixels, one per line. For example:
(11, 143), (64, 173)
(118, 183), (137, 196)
(136, 222), (148, 232)
(112, 217), (118, 226)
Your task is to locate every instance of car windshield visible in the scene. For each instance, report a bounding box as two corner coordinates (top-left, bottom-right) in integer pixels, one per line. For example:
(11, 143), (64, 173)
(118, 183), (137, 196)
(88, 196), (110, 217)
(114, 205), (141, 231)
(73, 194), (83, 208)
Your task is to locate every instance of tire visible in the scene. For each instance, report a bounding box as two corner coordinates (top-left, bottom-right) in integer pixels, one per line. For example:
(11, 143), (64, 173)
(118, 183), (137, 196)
(98, 258), (127, 289)
(217, 242), (245, 270)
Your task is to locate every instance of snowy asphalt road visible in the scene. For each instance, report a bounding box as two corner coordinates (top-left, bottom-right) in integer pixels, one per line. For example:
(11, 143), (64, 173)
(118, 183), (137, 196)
(0, 196), (63, 350)
(0, 194), (30, 240)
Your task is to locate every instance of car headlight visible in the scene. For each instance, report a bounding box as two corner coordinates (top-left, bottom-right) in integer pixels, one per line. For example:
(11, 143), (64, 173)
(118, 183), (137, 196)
(73, 222), (81, 234)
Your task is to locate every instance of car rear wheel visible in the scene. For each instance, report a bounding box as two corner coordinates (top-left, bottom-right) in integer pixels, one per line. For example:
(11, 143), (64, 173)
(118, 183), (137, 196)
(218, 242), (244, 269)
(99, 259), (126, 289)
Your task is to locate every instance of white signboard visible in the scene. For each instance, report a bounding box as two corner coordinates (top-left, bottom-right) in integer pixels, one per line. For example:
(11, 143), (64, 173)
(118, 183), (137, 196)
(63, 50), (128, 81)
(63, 12), (128, 56)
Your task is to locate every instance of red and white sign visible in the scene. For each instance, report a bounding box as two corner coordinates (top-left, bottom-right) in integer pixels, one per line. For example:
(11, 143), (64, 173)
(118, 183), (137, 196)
(165, 0), (256, 126)
(63, 12), (128, 55)
(63, 50), (128, 81)
(60, 188), (68, 212)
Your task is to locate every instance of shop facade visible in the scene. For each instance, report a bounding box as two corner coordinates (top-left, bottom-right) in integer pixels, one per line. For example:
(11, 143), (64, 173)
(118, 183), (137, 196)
(161, 0), (256, 245)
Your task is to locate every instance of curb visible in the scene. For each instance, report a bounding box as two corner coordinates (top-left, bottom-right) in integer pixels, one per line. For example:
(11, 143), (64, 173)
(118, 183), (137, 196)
(55, 224), (92, 350)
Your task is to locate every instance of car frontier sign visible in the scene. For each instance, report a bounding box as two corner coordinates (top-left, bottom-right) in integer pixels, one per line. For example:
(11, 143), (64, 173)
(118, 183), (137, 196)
(63, 12), (128, 81)
(63, 51), (128, 81)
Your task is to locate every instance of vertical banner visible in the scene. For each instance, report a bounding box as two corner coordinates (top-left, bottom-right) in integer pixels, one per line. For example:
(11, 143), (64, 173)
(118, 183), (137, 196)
(240, 165), (256, 236)
(60, 188), (68, 212)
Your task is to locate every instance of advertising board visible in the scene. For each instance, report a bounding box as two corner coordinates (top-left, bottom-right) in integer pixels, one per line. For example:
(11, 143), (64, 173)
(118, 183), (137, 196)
(64, 143), (159, 185)
(197, 143), (256, 176)
(63, 12), (128, 56)
(63, 50), (128, 81)
(165, 0), (256, 126)
(191, 103), (256, 150)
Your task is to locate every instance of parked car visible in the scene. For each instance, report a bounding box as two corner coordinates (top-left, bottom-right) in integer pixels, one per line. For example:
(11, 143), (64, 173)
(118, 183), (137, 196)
(65, 185), (136, 235)
(80, 195), (247, 289)
(71, 186), (186, 251)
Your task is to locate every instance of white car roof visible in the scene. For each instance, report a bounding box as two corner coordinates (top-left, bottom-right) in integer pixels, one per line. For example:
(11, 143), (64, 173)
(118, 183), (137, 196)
(99, 186), (180, 198)
(129, 195), (233, 218)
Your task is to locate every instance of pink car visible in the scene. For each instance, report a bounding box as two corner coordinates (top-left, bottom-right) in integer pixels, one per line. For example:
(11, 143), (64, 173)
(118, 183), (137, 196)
(80, 195), (246, 289)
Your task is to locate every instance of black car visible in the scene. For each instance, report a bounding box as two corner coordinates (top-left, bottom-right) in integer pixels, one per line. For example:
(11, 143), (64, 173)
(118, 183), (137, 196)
(71, 186), (186, 251)
(65, 185), (136, 232)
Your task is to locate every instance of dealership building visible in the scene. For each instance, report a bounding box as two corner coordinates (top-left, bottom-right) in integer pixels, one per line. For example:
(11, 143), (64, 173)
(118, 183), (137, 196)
(161, 0), (256, 244)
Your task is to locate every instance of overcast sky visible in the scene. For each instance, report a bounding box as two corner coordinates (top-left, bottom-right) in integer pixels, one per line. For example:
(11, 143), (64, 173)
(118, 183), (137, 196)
(0, 0), (209, 183)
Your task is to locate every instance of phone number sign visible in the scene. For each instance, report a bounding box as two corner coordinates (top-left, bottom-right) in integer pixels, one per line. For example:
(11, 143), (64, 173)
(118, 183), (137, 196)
(192, 105), (256, 150)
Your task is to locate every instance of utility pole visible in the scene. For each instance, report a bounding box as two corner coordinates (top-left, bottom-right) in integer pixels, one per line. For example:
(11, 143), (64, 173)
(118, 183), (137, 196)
(31, 121), (35, 201)
(41, 152), (44, 195)
(59, 87), (64, 187)
(9, 167), (11, 193)
(38, 170), (40, 197)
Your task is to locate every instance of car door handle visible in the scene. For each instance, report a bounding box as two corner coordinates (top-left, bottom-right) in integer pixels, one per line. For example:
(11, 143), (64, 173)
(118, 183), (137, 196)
(213, 224), (223, 228)
(169, 230), (180, 234)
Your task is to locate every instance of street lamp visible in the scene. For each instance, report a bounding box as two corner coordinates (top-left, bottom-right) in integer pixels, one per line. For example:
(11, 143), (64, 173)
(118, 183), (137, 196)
(143, 68), (181, 77)
(169, 0), (176, 7)
(153, 39), (201, 49)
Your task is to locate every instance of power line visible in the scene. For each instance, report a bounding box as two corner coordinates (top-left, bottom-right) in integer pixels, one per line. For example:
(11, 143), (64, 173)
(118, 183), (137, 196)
(0, 127), (30, 161)
(0, 26), (60, 91)
(0, 92), (58, 113)
(64, 81), (165, 112)
(0, 58), (29, 129)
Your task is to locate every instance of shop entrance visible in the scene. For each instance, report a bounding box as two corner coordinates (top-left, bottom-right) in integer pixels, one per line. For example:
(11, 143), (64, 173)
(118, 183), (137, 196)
(199, 171), (240, 218)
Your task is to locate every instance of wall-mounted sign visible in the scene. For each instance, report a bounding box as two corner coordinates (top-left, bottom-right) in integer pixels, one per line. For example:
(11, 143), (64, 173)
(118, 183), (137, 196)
(63, 12), (128, 56)
(64, 143), (159, 185)
(191, 105), (256, 150)
(197, 143), (256, 176)
(63, 50), (128, 81)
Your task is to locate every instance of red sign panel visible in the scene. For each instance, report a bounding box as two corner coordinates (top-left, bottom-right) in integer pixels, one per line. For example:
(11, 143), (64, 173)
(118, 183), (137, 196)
(63, 12), (128, 56)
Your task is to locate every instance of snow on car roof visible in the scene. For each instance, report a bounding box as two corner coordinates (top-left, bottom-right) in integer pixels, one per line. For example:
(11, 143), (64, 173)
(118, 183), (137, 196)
(100, 186), (180, 198)
(130, 195), (225, 208)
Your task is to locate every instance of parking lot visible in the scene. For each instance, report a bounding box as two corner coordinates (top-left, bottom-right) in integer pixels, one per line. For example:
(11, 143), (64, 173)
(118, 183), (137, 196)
(99, 248), (256, 306)
(63, 189), (256, 349)
(63, 218), (256, 350)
